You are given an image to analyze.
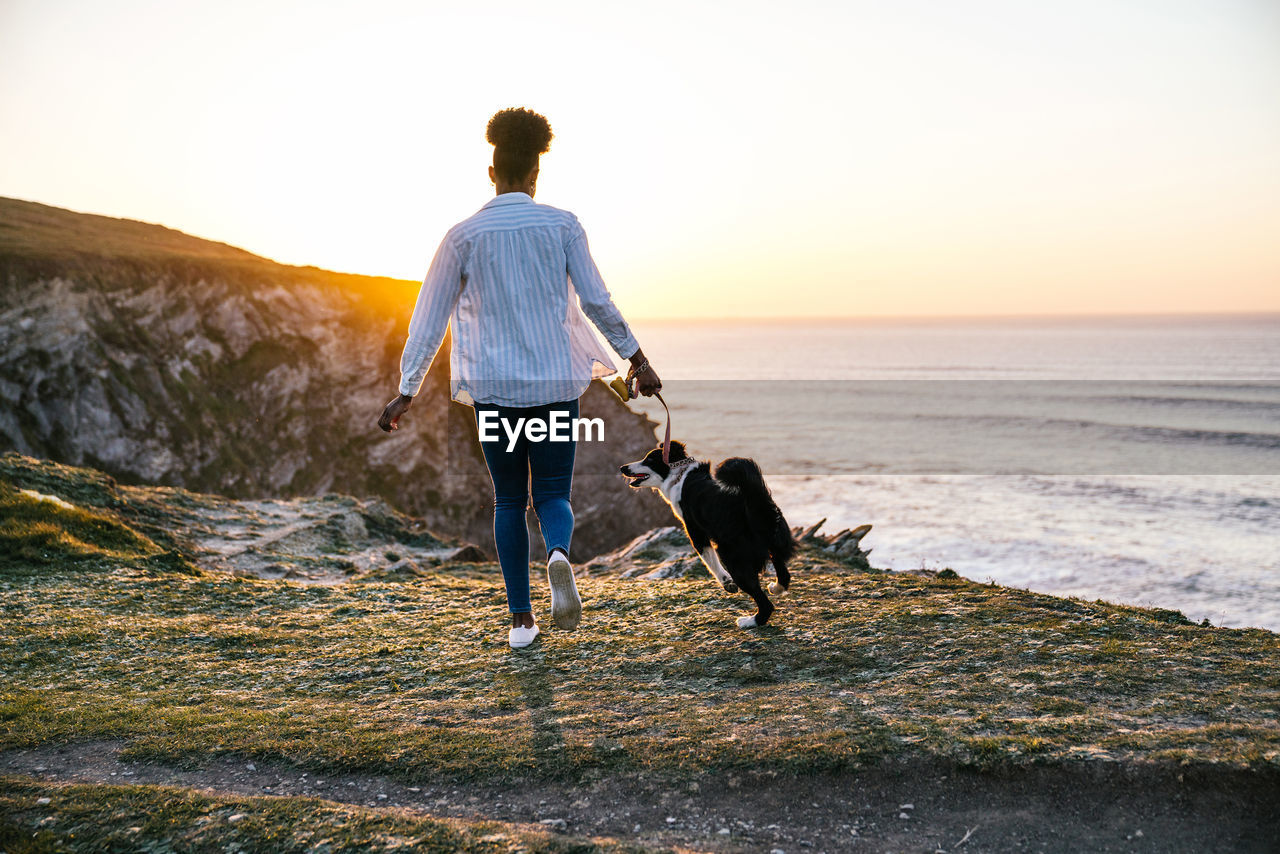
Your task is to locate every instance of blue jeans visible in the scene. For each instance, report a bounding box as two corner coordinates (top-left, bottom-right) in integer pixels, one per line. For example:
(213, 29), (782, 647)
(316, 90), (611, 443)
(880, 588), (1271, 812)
(473, 398), (578, 614)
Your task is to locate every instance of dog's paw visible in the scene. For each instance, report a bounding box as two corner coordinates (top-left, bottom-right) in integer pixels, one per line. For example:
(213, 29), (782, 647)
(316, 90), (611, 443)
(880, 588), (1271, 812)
(768, 581), (787, 596)
(723, 581), (738, 594)
(736, 615), (758, 630)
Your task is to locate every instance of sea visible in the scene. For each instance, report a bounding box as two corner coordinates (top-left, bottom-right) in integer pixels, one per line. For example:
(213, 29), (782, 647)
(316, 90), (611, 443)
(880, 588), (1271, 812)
(626, 314), (1280, 631)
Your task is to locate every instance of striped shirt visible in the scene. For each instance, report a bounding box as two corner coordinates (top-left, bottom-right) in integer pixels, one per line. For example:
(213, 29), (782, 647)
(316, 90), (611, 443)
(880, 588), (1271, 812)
(398, 192), (640, 406)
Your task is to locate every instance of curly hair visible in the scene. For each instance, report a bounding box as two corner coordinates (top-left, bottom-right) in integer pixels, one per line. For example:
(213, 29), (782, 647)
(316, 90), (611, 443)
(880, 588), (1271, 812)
(486, 107), (553, 184)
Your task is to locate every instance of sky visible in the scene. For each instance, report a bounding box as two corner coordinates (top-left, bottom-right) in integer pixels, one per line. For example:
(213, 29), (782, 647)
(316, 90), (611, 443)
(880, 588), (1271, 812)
(1, 0), (1278, 319)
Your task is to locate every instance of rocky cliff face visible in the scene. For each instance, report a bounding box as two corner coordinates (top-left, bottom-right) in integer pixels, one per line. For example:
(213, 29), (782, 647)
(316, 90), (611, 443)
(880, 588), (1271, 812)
(0, 197), (670, 558)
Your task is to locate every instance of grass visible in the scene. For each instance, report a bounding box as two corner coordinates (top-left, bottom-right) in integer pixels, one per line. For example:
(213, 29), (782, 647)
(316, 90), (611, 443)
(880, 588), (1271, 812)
(0, 477), (204, 581)
(1, 454), (1278, 845)
(0, 196), (417, 313)
(0, 482), (155, 563)
(2, 522), (1277, 779)
(0, 776), (661, 853)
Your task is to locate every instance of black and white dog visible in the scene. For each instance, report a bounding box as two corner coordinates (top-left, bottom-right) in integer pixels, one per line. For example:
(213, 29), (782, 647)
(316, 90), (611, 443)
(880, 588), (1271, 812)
(620, 441), (795, 629)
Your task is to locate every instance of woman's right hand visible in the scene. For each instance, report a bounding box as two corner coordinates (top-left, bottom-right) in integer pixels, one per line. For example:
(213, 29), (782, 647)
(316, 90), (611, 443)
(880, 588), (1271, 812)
(378, 394), (413, 432)
(635, 365), (662, 397)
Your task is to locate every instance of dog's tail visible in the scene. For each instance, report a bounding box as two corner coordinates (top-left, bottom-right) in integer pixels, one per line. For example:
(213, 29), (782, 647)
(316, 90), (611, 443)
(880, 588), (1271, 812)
(715, 458), (796, 592)
(714, 457), (770, 515)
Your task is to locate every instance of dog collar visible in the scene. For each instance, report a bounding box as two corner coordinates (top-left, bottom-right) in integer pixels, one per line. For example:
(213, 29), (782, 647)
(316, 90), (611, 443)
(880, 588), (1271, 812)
(666, 457), (697, 477)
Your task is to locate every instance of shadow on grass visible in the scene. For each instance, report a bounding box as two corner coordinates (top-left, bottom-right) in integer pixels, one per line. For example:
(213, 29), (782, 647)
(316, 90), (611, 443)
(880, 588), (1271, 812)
(498, 644), (578, 778)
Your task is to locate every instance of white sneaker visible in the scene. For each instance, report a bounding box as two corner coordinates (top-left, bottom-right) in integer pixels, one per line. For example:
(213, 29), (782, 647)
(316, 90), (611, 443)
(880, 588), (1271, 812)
(508, 622), (540, 649)
(547, 550), (582, 631)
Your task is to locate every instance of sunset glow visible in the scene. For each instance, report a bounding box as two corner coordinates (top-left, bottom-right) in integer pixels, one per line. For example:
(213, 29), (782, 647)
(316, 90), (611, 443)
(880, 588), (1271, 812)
(2, 0), (1277, 318)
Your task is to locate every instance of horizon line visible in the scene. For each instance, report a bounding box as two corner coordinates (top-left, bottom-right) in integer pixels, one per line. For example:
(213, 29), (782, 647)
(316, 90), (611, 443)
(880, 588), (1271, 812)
(8, 195), (1278, 323)
(626, 310), (1280, 324)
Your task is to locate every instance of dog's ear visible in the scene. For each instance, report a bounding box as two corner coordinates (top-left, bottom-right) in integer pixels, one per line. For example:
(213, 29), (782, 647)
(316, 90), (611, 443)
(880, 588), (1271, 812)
(666, 439), (688, 460)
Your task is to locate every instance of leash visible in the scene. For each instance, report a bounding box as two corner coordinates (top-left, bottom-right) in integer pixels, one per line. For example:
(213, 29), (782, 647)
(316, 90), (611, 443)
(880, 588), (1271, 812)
(611, 366), (671, 463)
(653, 391), (672, 463)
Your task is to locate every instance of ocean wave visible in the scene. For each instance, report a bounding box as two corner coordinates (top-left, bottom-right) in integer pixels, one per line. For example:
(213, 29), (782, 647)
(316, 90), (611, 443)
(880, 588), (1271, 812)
(1088, 394), (1280, 413)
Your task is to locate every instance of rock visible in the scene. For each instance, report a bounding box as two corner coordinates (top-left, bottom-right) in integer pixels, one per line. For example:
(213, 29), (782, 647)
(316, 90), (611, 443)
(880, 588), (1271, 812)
(446, 544), (489, 564)
(797, 518), (826, 540)
(580, 526), (706, 579)
(384, 559), (423, 575)
(796, 522), (875, 570)
(826, 525), (873, 557)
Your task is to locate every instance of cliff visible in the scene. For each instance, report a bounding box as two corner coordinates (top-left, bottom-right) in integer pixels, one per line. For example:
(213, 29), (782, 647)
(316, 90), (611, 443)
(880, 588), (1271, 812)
(0, 196), (670, 558)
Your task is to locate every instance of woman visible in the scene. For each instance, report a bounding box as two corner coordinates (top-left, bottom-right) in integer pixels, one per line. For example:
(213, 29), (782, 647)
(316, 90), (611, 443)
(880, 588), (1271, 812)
(378, 107), (661, 649)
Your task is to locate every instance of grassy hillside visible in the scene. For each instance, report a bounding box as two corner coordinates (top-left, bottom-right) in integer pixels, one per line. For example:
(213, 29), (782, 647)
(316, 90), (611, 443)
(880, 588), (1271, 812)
(0, 197), (265, 263)
(5, 520), (1275, 776)
(2, 454), (1278, 850)
(0, 195), (416, 307)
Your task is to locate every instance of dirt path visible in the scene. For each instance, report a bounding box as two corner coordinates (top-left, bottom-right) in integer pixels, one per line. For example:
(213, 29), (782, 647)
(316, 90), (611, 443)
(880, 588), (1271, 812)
(4, 742), (1276, 853)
